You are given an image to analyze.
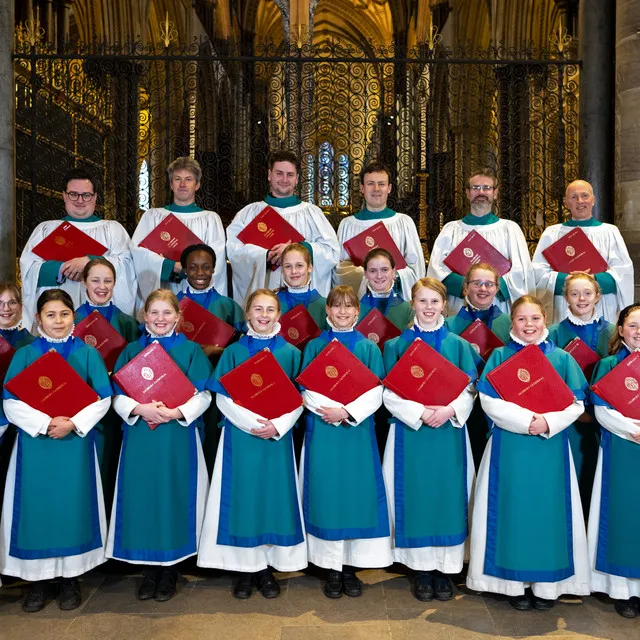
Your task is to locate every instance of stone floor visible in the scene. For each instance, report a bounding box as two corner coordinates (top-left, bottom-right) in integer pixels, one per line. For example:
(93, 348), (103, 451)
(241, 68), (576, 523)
(0, 563), (636, 640)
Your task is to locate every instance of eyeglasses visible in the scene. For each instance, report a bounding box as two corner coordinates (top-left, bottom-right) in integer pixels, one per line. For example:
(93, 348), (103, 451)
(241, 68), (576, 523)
(469, 280), (497, 289)
(0, 300), (19, 309)
(469, 185), (495, 192)
(65, 191), (96, 202)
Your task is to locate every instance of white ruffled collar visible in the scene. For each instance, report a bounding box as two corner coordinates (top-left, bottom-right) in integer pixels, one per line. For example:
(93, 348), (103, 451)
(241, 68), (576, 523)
(623, 341), (640, 353)
(285, 280), (311, 293)
(247, 322), (281, 340)
(183, 281), (215, 294)
(366, 282), (393, 298)
(144, 323), (177, 339)
(566, 309), (599, 326)
(509, 327), (549, 346)
(413, 316), (445, 333)
(38, 325), (74, 343)
(0, 320), (24, 332)
(464, 296), (493, 312)
(87, 299), (112, 308)
(326, 317), (357, 332)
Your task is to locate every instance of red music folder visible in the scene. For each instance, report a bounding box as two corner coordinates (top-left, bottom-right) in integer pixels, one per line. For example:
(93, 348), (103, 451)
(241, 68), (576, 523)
(137, 214), (203, 262)
(443, 230), (511, 277)
(541, 227), (608, 274)
(343, 221), (408, 270)
(383, 339), (470, 406)
(0, 335), (16, 384)
(31, 222), (107, 262)
(296, 339), (381, 405)
(177, 297), (235, 348)
(356, 308), (402, 350)
(218, 349), (302, 419)
(563, 337), (600, 381)
(74, 311), (128, 372)
(236, 206), (304, 251)
(591, 352), (640, 419)
(4, 350), (99, 417)
(112, 342), (197, 429)
(486, 344), (575, 413)
(459, 319), (505, 361)
(279, 305), (321, 349)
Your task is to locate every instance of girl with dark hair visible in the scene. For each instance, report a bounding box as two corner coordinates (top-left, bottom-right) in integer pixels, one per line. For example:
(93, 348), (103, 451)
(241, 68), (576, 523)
(0, 289), (112, 612)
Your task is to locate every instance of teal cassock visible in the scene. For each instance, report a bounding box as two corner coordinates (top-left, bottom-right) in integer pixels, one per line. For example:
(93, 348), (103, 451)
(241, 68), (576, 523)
(358, 290), (413, 331)
(177, 286), (245, 475)
(108, 332), (212, 563)
(0, 327), (35, 350)
(476, 341), (588, 582)
(176, 287), (246, 333)
(2, 337), (112, 561)
(445, 304), (511, 469)
(75, 301), (140, 343)
(549, 316), (615, 511)
(277, 288), (327, 332)
(206, 334), (304, 547)
(590, 347), (640, 579)
(301, 330), (389, 541)
(383, 325), (480, 549)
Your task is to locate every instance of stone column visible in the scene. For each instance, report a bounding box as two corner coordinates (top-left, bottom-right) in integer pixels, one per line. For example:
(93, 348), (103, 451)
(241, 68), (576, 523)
(578, 0), (615, 222)
(0, 1), (16, 280)
(616, 0), (640, 296)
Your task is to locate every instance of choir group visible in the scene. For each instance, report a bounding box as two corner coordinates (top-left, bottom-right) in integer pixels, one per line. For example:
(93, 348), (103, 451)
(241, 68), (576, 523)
(0, 151), (637, 621)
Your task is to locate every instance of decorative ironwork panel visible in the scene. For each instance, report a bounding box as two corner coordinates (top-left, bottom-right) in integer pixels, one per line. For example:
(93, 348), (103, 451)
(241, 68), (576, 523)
(13, 38), (579, 260)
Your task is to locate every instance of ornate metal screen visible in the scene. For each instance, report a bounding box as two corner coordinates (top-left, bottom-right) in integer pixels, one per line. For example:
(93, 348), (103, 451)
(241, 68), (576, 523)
(13, 35), (579, 260)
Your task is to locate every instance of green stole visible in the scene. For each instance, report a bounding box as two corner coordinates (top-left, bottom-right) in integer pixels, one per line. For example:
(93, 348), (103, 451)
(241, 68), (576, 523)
(358, 291), (413, 331)
(302, 330), (389, 540)
(112, 333), (212, 562)
(445, 305), (511, 345)
(4, 337), (112, 558)
(276, 288), (327, 331)
(592, 349), (640, 577)
(477, 342), (587, 581)
(384, 326), (479, 546)
(209, 334), (304, 547)
(547, 317), (614, 360)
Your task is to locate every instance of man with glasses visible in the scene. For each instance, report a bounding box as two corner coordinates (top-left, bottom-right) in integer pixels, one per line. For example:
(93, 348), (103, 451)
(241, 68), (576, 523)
(20, 168), (136, 329)
(427, 168), (534, 314)
(532, 179), (633, 323)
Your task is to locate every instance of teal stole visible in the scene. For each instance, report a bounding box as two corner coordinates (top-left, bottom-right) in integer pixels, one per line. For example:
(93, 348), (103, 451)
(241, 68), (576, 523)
(75, 301), (140, 343)
(358, 292), (413, 331)
(112, 332), (211, 562)
(477, 341), (587, 581)
(592, 349), (640, 577)
(548, 317), (614, 359)
(176, 288), (246, 332)
(0, 327), (34, 350)
(302, 330), (389, 540)
(209, 334), (303, 547)
(276, 288), (327, 331)
(445, 305), (511, 346)
(385, 326), (479, 547)
(4, 337), (111, 558)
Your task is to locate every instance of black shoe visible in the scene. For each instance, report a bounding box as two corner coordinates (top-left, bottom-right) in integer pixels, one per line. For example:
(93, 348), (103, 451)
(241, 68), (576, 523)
(154, 568), (178, 602)
(509, 593), (533, 611)
(532, 595), (555, 611)
(413, 571), (435, 602)
(342, 569), (363, 597)
(23, 581), (47, 613)
(434, 573), (453, 601)
(58, 577), (81, 611)
(233, 573), (254, 599)
(323, 570), (343, 599)
(138, 569), (159, 601)
(615, 599), (638, 618)
(256, 568), (280, 599)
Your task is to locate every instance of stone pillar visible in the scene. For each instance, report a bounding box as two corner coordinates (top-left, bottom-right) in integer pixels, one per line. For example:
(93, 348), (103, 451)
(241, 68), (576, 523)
(0, 1), (16, 280)
(578, 0), (615, 222)
(615, 0), (640, 296)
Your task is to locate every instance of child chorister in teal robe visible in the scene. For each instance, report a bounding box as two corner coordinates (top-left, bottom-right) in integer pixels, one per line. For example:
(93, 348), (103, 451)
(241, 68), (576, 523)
(198, 291), (305, 601)
(1, 290), (111, 598)
(548, 273), (615, 512)
(588, 304), (640, 618)
(107, 334), (212, 564)
(300, 286), (391, 598)
(383, 316), (480, 596)
(467, 297), (589, 608)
